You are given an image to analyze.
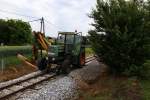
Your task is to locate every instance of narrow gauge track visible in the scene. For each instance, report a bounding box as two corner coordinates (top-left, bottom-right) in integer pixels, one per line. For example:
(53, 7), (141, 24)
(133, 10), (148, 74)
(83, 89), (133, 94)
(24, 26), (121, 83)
(0, 56), (95, 100)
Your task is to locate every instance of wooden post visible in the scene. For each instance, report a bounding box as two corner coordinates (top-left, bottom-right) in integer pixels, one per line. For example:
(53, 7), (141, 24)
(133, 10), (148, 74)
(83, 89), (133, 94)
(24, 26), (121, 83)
(1, 59), (4, 74)
(0, 43), (4, 74)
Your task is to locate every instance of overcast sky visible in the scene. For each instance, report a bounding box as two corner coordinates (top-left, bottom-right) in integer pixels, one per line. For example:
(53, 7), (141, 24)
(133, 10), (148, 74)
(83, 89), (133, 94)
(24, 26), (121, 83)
(0, 0), (96, 37)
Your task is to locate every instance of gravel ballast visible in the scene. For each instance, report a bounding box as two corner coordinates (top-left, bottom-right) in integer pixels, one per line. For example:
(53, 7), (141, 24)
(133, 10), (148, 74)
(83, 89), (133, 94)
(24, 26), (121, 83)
(69, 60), (101, 84)
(9, 60), (101, 100)
(16, 77), (78, 100)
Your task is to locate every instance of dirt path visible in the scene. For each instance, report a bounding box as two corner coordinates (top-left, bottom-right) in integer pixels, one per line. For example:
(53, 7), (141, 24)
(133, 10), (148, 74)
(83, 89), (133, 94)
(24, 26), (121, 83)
(78, 62), (142, 100)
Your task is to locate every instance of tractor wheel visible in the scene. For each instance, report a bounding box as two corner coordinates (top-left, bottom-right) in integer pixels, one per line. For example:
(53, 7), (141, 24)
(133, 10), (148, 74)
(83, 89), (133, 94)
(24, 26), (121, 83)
(61, 58), (71, 74)
(37, 57), (48, 70)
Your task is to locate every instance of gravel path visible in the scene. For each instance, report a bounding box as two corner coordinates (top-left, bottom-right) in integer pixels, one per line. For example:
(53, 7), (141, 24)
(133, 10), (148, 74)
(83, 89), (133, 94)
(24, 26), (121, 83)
(8, 60), (101, 100)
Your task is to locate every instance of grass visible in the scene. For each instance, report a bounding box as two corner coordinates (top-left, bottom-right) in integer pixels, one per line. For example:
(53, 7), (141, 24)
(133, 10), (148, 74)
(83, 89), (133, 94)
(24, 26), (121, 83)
(81, 93), (111, 100)
(1, 56), (21, 66)
(0, 46), (33, 70)
(0, 45), (31, 49)
(0, 62), (37, 82)
(0, 54), (32, 69)
(0, 46), (36, 81)
(79, 75), (142, 100)
(85, 48), (94, 57)
(140, 80), (150, 100)
(80, 88), (112, 100)
(0, 46), (32, 57)
(139, 60), (150, 99)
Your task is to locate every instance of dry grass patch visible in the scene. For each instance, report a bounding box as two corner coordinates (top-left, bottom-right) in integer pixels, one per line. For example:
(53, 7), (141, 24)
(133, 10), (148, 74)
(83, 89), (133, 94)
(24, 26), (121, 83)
(79, 75), (142, 100)
(0, 64), (36, 82)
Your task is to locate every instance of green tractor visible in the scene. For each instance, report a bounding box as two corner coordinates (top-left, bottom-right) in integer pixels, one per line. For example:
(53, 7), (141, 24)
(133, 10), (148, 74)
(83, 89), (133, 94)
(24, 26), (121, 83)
(37, 31), (86, 74)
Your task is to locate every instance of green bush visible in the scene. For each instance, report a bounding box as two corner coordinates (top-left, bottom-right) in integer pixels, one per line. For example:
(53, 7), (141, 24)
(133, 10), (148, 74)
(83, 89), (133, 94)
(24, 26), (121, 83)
(89, 0), (150, 76)
(140, 79), (150, 99)
(85, 48), (94, 57)
(0, 19), (33, 45)
(140, 60), (150, 79)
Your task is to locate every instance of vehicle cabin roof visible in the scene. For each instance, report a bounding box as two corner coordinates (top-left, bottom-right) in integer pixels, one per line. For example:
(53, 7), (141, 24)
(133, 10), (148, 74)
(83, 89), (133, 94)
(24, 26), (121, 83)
(58, 32), (77, 35)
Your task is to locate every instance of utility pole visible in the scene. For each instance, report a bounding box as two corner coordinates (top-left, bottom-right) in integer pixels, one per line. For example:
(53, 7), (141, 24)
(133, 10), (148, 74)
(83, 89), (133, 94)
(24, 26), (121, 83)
(40, 17), (45, 36)
(40, 17), (46, 58)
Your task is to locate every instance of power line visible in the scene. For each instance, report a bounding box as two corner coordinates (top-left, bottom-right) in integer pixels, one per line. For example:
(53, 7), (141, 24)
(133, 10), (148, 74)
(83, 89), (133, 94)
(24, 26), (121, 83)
(28, 18), (63, 31)
(44, 19), (63, 31)
(0, 9), (39, 19)
(0, 9), (63, 32)
(0, 9), (63, 31)
(28, 18), (60, 34)
(28, 18), (41, 22)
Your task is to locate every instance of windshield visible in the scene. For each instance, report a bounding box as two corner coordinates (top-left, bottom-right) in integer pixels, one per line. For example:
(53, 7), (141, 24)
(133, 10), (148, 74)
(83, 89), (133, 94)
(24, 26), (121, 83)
(66, 35), (74, 44)
(57, 34), (65, 44)
(57, 34), (74, 44)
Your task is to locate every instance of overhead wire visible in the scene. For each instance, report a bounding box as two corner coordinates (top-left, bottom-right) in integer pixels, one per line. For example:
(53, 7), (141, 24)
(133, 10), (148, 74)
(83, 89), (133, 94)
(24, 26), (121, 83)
(0, 9), (39, 19)
(44, 19), (63, 31)
(28, 18), (64, 31)
(0, 9), (64, 33)
(28, 18), (42, 22)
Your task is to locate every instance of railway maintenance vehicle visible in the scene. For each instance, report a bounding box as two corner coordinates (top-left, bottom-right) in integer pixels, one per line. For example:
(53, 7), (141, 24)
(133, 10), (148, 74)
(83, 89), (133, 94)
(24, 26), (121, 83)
(18, 31), (86, 74)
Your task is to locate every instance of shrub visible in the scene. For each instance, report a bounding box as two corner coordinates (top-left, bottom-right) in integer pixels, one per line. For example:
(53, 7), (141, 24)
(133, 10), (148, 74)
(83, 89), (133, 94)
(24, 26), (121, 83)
(89, 0), (150, 76)
(0, 19), (33, 45)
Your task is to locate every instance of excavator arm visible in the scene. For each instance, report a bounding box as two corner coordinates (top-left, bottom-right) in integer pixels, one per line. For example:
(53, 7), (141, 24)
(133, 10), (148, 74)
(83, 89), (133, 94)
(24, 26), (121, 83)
(17, 32), (52, 69)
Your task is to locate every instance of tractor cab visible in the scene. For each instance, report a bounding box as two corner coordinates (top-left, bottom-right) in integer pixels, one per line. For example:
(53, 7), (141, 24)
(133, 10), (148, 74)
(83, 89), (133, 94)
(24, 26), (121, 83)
(57, 32), (81, 54)
(48, 31), (85, 64)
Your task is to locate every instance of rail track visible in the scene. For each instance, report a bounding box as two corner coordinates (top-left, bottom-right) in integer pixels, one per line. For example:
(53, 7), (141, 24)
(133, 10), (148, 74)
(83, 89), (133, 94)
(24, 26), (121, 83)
(0, 56), (96, 100)
(85, 55), (96, 64)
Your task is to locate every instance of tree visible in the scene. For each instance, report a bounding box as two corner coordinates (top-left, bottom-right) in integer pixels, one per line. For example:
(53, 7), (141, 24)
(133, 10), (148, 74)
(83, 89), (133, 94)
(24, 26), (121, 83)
(89, 0), (150, 76)
(0, 19), (33, 45)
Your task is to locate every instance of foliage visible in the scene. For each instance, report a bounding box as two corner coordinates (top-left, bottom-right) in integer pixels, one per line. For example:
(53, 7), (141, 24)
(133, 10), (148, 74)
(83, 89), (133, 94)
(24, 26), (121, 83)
(0, 19), (33, 45)
(140, 79), (150, 100)
(89, 0), (150, 76)
(140, 60), (150, 79)
(85, 48), (94, 57)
